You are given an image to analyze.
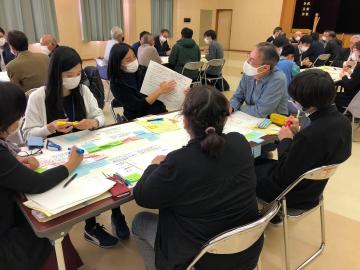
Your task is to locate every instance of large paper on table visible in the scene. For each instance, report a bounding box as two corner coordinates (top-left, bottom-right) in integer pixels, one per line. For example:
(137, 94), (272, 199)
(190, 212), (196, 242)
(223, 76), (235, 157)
(140, 61), (192, 110)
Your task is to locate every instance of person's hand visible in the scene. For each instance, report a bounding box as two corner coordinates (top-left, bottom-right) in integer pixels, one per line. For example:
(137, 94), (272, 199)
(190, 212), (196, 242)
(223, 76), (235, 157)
(64, 146), (84, 173)
(158, 80), (176, 94)
(340, 70), (350, 79)
(278, 127), (294, 141)
(74, 119), (98, 130)
(166, 50), (171, 56)
(287, 116), (300, 134)
(151, 155), (166, 165)
(301, 58), (312, 67)
(47, 119), (73, 134)
(184, 87), (191, 95)
(345, 60), (356, 68)
(21, 156), (40, 170)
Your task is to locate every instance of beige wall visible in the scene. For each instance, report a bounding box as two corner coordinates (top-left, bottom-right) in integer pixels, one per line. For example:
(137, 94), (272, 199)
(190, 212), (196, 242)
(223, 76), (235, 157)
(30, 0), (283, 59)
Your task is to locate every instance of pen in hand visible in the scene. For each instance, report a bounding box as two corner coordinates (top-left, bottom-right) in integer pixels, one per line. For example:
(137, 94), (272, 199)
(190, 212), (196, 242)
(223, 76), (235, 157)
(63, 173), (78, 188)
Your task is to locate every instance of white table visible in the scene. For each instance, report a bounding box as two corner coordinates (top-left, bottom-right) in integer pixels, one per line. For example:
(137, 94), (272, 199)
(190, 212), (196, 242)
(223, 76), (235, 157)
(301, 66), (342, 82)
(0, 71), (10, 82)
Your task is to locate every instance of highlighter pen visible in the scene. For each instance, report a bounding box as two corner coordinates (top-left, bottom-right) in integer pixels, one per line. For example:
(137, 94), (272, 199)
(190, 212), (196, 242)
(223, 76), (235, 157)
(67, 147), (85, 155)
(57, 121), (79, 126)
(63, 173), (78, 188)
(147, 118), (164, 122)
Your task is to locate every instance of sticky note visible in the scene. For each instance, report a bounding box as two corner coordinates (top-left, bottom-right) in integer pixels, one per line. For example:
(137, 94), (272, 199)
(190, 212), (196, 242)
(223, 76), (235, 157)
(63, 133), (81, 142)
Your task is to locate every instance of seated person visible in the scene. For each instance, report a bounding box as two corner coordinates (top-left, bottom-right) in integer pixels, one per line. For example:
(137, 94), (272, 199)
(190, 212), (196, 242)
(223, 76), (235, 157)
(320, 30), (330, 47)
(335, 41), (360, 112)
(275, 43), (300, 86)
(0, 27), (15, 71)
(39, 34), (59, 57)
(0, 82), (83, 270)
(266, 26), (282, 43)
(230, 42), (288, 118)
(203, 29), (229, 90)
(154, 29), (171, 56)
(290, 31), (302, 43)
(137, 33), (162, 67)
(108, 43), (176, 120)
(169, 27), (201, 80)
(308, 32), (325, 66)
(256, 69), (352, 210)
(132, 85), (263, 270)
(324, 31), (342, 63)
(104, 26), (123, 64)
(332, 35), (360, 68)
(23, 46), (130, 248)
(6, 30), (49, 92)
(294, 35), (313, 68)
(132, 31), (150, 56)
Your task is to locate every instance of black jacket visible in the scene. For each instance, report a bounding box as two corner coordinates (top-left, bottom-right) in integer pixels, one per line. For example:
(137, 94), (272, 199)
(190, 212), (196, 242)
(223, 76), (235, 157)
(154, 35), (171, 56)
(340, 62), (360, 99)
(1, 43), (15, 70)
(110, 72), (166, 120)
(256, 106), (352, 209)
(324, 39), (342, 62)
(309, 41), (325, 65)
(0, 144), (68, 270)
(332, 48), (351, 68)
(266, 36), (275, 43)
(134, 133), (263, 270)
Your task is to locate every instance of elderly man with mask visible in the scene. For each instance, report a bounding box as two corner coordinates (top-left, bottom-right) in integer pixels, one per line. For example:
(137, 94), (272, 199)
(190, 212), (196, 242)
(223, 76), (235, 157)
(39, 34), (58, 57)
(137, 33), (162, 67)
(154, 29), (171, 56)
(230, 42), (288, 118)
(332, 34), (360, 68)
(104, 26), (123, 64)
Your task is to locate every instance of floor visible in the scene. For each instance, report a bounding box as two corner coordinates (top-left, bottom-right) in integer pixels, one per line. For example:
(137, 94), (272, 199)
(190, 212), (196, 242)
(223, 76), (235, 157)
(76, 52), (360, 269)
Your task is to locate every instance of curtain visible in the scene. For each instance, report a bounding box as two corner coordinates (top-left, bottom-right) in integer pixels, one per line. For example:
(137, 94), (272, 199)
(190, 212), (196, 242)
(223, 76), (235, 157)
(0, 0), (59, 43)
(80, 0), (124, 41)
(151, 0), (173, 36)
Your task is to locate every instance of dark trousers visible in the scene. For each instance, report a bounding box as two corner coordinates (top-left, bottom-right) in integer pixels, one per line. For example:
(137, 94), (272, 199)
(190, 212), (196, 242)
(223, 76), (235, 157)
(85, 207), (122, 229)
(335, 92), (353, 113)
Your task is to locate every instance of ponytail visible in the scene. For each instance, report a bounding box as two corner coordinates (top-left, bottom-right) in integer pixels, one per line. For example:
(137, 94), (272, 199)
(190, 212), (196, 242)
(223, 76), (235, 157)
(200, 127), (226, 158)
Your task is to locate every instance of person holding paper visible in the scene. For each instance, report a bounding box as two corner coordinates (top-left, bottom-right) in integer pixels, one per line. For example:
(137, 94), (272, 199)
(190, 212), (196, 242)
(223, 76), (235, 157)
(108, 43), (176, 120)
(0, 82), (84, 270)
(132, 86), (263, 270)
(23, 46), (130, 248)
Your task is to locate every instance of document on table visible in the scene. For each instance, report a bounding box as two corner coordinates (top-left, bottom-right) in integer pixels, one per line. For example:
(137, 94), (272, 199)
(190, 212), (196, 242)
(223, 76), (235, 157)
(140, 61), (192, 110)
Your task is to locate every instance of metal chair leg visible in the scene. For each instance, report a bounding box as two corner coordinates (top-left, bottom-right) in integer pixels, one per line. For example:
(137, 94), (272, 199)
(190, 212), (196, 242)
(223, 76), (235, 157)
(282, 198), (291, 270)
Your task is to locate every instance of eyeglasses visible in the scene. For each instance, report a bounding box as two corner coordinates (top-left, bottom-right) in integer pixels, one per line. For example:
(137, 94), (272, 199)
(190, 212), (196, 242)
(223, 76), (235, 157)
(18, 148), (43, 157)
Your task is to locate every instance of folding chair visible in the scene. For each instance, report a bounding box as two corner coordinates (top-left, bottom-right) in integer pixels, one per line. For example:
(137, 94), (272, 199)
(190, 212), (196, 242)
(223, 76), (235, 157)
(202, 59), (226, 91)
(181, 62), (203, 86)
(311, 54), (331, 67)
(186, 201), (281, 270)
(343, 90), (360, 141)
(274, 164), (340, 270)
(110, 98), (127, 124)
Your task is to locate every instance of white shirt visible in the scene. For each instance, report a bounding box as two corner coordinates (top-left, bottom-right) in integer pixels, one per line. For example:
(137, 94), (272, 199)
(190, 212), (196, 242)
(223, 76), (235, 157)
(22, 85), (105, 139)
(0, 48), (6, 71)
(104, 39), (118, 64)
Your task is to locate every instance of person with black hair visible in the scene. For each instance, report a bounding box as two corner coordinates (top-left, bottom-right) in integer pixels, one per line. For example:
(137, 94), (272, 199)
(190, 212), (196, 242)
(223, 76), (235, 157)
(324, 31), (342, 62)
(308, 32), (325, 66)
(0, 82), (84, 270)
(0, 27), (15, 71)
(23, 46), (130, 248)
(255, 69), (352, 210)
(335, 41), (360, 112)
(266, 26), (283, 43)
(132, 30), (150, 55)
(108, 43), (176, 121)
(154, 29), (171, 56)
(203, 29), (229, 90)
(6, 30), (49, 92)
(294, 34), (313, 68)
(132, 85), (263, 270)
(230, 42), (288, 117)
(169, 27), (201, 79)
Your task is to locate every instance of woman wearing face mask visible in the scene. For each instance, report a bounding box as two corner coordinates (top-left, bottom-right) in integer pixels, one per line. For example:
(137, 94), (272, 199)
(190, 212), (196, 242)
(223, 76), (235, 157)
(0, 82), (84, 270)
(0, 27), (15, 71)
(23, 46), (130, 249)
(255, 69), (352, 211)
(108, 43), (176, 121)
(335, 41), (360, 112)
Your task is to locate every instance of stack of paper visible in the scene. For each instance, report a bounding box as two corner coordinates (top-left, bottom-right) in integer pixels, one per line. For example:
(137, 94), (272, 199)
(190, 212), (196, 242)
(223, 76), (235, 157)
(137, 118), (181, 134)
(25, 174), (115, 216)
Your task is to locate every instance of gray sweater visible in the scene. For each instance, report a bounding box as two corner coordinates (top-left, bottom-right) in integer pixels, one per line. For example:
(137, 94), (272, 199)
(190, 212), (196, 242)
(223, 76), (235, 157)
(205, 40), (224, 75)
(138, 44), (162, 67)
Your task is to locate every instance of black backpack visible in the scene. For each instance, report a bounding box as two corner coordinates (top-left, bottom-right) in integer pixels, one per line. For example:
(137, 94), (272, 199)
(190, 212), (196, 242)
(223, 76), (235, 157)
(81, 66), (105, 109)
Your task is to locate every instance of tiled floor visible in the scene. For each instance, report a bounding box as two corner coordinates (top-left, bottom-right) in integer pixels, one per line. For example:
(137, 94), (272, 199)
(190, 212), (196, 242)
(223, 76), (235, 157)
(76, 52), (360, 269)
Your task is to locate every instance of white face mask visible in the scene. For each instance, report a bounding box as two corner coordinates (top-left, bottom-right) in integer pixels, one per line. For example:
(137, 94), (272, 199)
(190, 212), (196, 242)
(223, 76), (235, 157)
(322, 36), (327, 41)
(124, 59), (139, 73)
(243, 61), (265, 77)
(159, 35), (167, 43)
(7, 117), (24, 136)
(0, 37), (5, 47)
(295, 36), (301, 42)
(300, 45), (309, 53)
(350, 52), (359, 62)
(40, 45), (51, 55)
(204, 38), (210, 45)
(277, 47), (283, 56)
(62, 75), (81, 90)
